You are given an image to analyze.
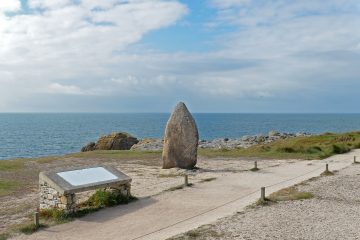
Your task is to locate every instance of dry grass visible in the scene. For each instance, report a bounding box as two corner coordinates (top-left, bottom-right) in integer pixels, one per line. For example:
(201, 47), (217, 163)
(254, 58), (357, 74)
(0, 180), (24, 196)
(167, 224), (223, 240)
(268, 186), (314, 202)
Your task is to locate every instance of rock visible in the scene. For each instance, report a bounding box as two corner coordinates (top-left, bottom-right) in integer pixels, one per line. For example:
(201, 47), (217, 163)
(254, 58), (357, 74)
(95, 132), (138, 150)
(269, 130), (280, 137)
(162, 102), (199, 169)
(131, 138), (163, 151)
(81, 132), (138, 151)
(81, 142), (96, 152)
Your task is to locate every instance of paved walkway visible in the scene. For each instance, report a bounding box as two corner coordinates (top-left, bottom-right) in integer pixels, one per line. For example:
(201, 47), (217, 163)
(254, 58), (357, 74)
(13, 150), (359, 240)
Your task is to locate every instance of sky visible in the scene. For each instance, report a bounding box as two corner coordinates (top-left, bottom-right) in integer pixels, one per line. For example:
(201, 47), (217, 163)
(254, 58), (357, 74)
(0, 0), (360, 113)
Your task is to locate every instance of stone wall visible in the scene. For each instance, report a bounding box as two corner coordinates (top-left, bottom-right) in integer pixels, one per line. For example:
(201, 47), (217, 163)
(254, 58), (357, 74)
(39, 180), (131, 213)
(39, 180), (76, 213)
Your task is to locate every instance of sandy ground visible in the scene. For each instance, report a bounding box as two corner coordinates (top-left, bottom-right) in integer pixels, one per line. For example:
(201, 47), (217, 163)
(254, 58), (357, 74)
(170, 161), (360, 240)
(0, 155), (283, 233)
(9, 150), (358, 240)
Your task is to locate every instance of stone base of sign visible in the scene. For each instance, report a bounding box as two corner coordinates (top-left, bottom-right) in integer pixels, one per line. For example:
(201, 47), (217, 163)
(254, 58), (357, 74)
(39, 180), (131, 213)
(39, 180), (77, 213)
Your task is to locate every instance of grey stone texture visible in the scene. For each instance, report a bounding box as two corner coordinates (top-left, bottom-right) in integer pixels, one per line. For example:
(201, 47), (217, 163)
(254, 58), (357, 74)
(162, 102), (199, 169)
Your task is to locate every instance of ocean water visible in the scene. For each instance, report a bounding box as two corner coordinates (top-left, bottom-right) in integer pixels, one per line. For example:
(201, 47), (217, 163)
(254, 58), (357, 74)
(0, 113), (360, 160)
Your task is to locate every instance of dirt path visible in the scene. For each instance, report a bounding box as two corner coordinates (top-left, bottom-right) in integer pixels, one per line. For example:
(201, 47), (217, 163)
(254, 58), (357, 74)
(12, 151), (358, 240)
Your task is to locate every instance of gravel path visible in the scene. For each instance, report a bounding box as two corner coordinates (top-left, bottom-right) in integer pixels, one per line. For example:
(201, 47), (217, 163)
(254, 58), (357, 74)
(170, 163), (360, 240)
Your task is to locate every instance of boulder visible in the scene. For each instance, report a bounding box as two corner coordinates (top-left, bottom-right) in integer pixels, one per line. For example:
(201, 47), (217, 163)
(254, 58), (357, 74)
(81, 142), (96, 152)
(162, 102), (199, 169)
(81, 132), (139, 152)
(95, 132), (138, 150)
(130, 138), (163, 151)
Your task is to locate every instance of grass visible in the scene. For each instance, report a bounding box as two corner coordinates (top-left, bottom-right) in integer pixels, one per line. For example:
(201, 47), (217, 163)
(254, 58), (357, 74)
(0, 180), (24, 196)
(198, 131), (360, 160)
(0, 159), (25, 171)
(252, 186), (314, 208)
(321, 170), (335, 176)
(268, 186), (314, 201)
(167, 224), (223, 240)
(40, 190), (137, 224)
(18, 223), (47, 235)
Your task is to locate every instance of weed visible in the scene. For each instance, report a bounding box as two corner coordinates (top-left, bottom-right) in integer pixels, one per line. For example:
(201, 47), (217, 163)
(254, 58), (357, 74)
(268, 186), (314, 201)
(321, 170), (335, 176)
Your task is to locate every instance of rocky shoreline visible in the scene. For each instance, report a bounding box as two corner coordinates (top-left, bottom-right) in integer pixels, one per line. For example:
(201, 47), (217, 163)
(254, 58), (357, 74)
(82, 131), (311, 152)
(130, 131), (311, 151)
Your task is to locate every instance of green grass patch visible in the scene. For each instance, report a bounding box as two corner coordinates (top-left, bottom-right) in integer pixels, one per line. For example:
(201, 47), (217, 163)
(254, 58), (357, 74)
(268, 186), (314, 201)
(0, 180), (24, 196)
(198, 131), (360, 160)
(0, 160), (25, 171)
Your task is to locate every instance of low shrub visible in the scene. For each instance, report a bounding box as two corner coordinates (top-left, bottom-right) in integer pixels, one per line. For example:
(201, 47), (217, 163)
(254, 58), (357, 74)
(332, 144), (350, 154)
(85, 190), (133, 208)
(305, 146), (322, 154)
(276, 147), (296, 153)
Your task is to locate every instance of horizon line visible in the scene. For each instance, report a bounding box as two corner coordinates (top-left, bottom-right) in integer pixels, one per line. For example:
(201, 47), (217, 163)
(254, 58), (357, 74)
(1, 112), (360, 114)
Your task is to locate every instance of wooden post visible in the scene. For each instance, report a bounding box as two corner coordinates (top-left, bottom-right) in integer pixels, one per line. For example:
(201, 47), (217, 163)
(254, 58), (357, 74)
(34, 212), (39, 228)
(326, 164), (329, 172)
(254, 161), (258, 169)
(261, 187), (265, 201)
(184, 175), (189, 186)
(354, 156), (357, 163)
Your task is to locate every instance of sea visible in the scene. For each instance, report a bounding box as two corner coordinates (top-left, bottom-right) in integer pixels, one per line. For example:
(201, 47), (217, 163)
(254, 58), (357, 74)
(0, 113), (360, 160)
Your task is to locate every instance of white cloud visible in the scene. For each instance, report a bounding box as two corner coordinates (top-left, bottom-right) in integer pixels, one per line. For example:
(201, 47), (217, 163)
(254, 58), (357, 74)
(0, 0), (188, 110)
(0, 0), (21, 12)
(47, 83), (85, 95)
(1, 0), (360, 112)
(28, 0), (71, 9)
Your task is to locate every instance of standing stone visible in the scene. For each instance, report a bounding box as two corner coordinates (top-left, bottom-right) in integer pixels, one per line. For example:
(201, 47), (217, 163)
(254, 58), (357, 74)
(162, 102), (199, 169)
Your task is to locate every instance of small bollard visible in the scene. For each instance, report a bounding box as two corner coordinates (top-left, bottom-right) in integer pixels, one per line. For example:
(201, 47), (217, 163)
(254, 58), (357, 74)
(260, 187), (266, 201)
(354, 156), (357, 163)
(254, 161), (258, 169)
(184, 174), (189, 186)
(34, 212), (39, 228)
(326, 163), (329, 172)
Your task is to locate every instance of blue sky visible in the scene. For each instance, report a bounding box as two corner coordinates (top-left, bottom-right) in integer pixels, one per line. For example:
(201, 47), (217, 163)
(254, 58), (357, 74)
(0, 0), (360, 113)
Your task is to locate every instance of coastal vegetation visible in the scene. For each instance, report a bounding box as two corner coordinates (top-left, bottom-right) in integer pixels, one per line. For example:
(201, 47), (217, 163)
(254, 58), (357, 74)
(198, 132), (360, 160)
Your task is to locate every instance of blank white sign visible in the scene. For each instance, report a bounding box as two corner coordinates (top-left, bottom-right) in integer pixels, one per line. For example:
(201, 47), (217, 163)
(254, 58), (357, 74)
(57, 167), (118, 186)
